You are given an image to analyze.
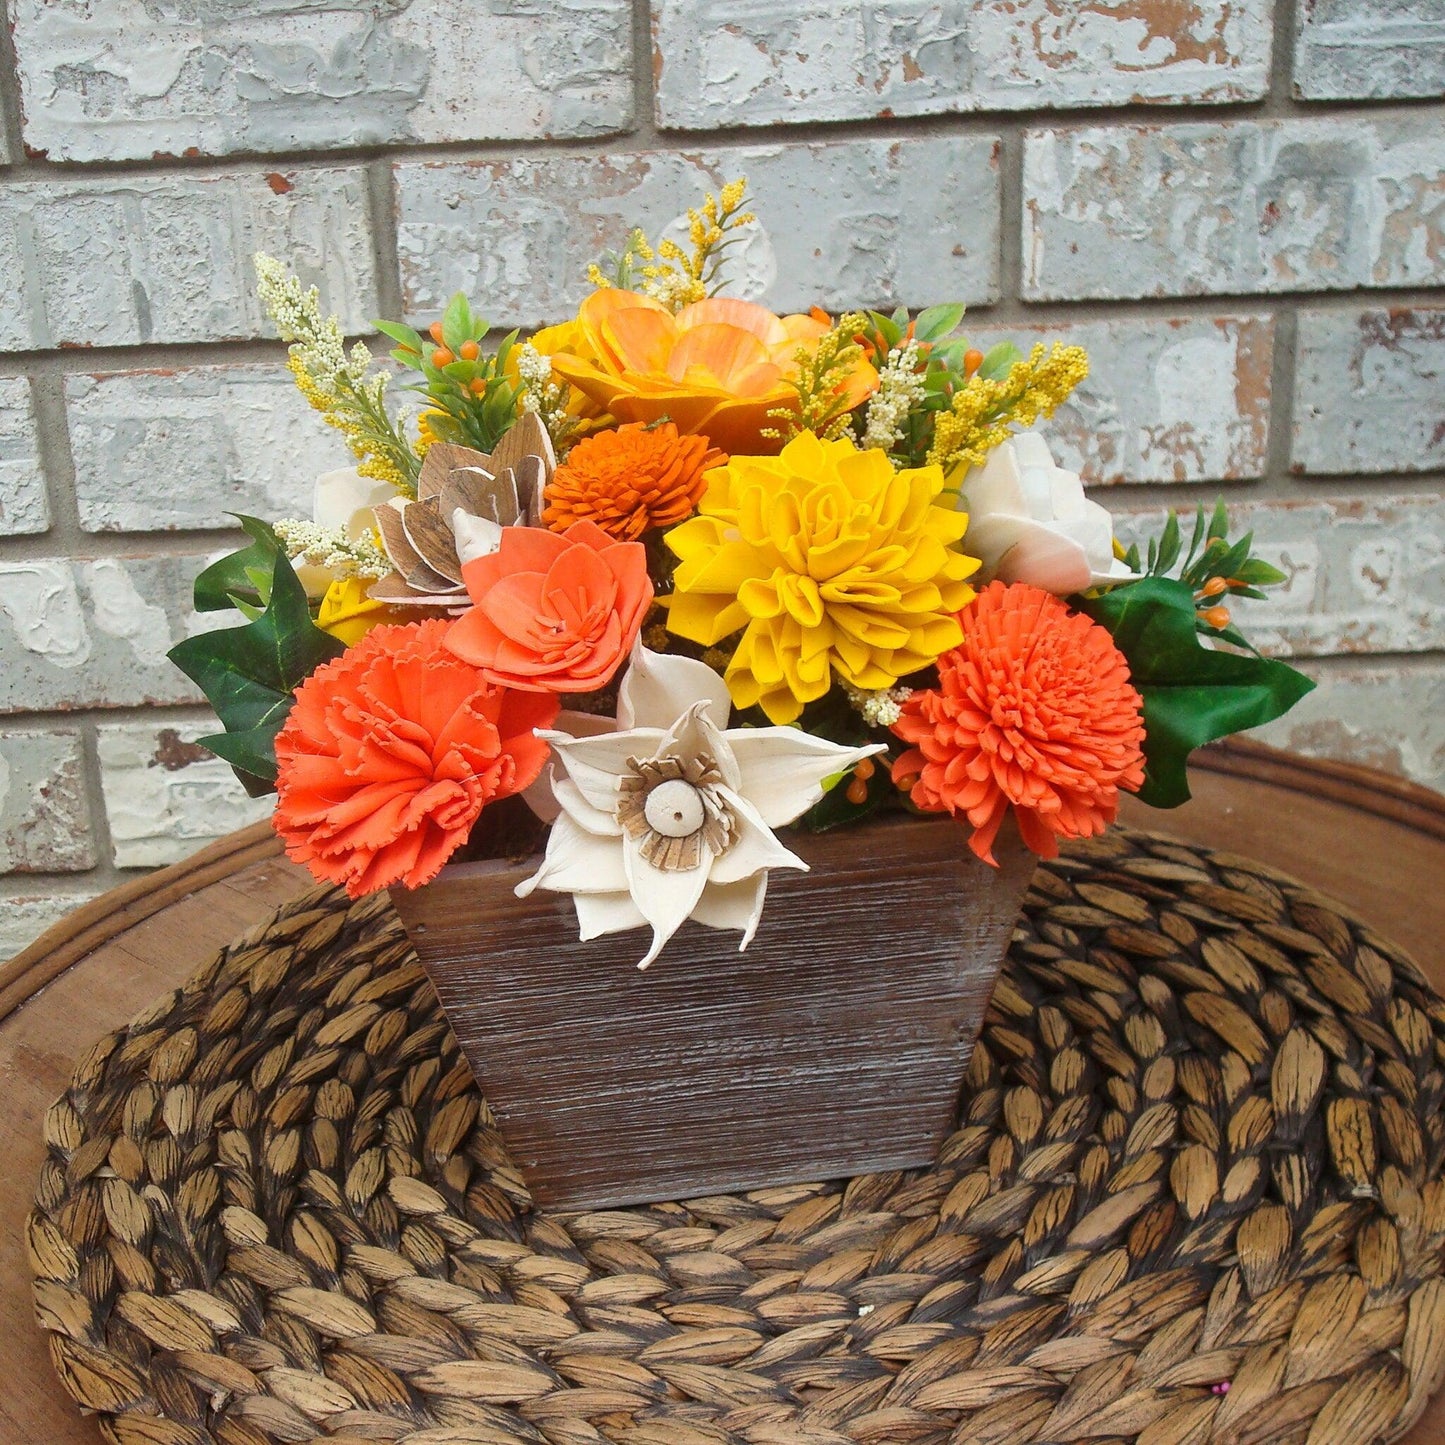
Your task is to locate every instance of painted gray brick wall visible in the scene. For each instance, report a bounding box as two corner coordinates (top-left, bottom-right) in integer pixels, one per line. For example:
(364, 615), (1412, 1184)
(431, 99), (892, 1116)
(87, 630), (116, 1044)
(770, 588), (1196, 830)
(0, 0), (1441, 962)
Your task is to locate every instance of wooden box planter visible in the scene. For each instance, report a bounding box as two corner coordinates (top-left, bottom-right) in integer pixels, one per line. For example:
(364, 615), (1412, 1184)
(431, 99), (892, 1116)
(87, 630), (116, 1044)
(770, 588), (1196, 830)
(390, 814), (1036, 1211)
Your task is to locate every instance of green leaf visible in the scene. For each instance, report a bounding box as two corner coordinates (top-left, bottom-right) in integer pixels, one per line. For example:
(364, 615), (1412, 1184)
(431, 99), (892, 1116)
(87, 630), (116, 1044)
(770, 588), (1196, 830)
(373, 319), (425, 354)
(914, 302), (966, 342)
(1154, 511), (1182, 576)
(1236, 557), (1288, 586)
(441, 292), (472, 352)
(869, 310), (903, 348)
(1081, 576), (1315, 809)
(979, 342), (1021, 380)
(169, 534), (345, 792)
(193, 515), (282, 613)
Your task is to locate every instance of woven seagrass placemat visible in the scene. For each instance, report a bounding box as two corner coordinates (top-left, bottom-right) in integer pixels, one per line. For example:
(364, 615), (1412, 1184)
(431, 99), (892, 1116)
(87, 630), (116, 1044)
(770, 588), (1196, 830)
(27, 826), (1445, 1445)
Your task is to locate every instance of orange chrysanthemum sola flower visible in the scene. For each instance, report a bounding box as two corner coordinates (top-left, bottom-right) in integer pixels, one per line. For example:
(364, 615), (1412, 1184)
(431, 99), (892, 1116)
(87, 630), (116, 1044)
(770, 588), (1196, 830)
(273, 620), (557, 897)
(891, 582), (1145, 866)
(542, 422), (726, 540)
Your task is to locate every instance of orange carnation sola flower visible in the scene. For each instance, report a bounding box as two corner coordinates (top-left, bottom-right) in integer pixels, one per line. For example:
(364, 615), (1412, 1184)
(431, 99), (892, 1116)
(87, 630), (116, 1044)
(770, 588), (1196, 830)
(273, 620), (557, 897)
(445, 520), (652, 692)
(543, 422), (726, 540)
(547, 289), (877, 455)
(891, 582), (1145, 865)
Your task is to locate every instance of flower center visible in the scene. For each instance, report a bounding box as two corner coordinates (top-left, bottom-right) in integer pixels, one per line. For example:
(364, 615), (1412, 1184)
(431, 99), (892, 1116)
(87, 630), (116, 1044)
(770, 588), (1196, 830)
(617, 753), (738, 872)
(644, 778), (706, 837)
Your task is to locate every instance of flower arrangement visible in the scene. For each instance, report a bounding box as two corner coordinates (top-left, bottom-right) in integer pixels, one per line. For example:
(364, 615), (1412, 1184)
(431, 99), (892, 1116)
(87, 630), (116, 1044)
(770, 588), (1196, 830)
(170, 178), (1313, 969)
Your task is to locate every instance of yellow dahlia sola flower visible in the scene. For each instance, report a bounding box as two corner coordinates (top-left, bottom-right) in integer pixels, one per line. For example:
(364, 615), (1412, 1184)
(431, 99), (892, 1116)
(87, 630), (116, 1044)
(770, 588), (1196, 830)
(665, 432), (980, 724)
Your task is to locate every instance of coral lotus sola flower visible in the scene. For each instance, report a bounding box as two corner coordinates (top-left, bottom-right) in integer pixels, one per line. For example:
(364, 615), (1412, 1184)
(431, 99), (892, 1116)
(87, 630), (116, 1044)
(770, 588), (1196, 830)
(273, 619), (557, 897)
(518, 640), (885, 968)
(547, 289), (877, 456)
(891, 582), (1145, 865)
(445, 520), (652, 693)
(957, 432), (1141, 594)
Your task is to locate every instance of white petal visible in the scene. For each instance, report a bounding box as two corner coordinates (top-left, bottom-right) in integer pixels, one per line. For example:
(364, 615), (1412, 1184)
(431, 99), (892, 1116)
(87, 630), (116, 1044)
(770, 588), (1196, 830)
(313, 467), (395, 537)
(617, 637), (732, 731)
(545, 727), (664, 813)
(958, 440), (1029, 523)
(515, 812), (628, 899)
(990, 520), (1094, 595)
(293, 561), (338, 601)
(622, 832), (712, 969)
(575, 890), (647, 942)
(519, 712), (619, 825)
(725, 728), (888, 828)
(692, 874), (769, 950)
(656, 703), (742, 790)
(708, 789), (809, 886)
(553, 777), (622, 837)
(452, 511), (504, 564)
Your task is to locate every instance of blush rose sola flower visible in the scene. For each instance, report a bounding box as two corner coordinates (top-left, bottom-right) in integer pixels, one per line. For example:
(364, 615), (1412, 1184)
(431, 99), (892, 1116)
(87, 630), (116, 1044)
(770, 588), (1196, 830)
(445, 520), (652, 692)
(891, 582), (1146, 865)
(273, 620), (557, 896)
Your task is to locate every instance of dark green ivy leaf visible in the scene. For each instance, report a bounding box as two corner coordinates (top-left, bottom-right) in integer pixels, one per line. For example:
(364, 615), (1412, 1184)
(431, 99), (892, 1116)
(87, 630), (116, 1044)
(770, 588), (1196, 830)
(169, 518), (345, 794)
(193, 515), (283, 613)
(1080, 576), (1315, 809)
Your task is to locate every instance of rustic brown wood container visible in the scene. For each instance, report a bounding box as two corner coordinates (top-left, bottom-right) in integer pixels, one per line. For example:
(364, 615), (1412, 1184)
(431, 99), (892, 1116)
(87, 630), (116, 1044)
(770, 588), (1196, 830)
(390, 814), (1036, 1211)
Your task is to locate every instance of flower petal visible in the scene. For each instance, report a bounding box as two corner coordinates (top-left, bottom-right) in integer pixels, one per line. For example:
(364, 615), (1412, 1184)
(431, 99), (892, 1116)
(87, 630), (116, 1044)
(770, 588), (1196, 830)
(622, 831), (713, 969)
(545, 725), (665, 814)
(616, 638), (732, 732)
(515, 811), (628, 900)
(707, 788), (809, 886)
(313, 467), (395, 537)
(692, 873), (769, 950)
(725, 728), (888, 828)
(574, 889), (648, 942)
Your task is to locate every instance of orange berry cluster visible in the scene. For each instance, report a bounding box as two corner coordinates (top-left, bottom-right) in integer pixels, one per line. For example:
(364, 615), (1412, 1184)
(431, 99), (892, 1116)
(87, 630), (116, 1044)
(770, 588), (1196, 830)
(844, 756), (876, 805)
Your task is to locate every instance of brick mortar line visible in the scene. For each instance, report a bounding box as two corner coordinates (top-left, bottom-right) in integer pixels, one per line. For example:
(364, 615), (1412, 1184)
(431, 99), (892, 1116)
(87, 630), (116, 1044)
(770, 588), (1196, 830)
(0, 0), (28, 169)
(75, 715), (118, 889)
(1267, 0), (1301, 109)
(0, 94), (1442, 190)
(1, 286), (1443, 381)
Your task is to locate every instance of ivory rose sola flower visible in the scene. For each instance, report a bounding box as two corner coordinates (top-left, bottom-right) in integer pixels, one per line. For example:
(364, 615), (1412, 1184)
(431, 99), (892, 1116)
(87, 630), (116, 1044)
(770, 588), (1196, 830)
(666, 431), (980, 724)
(547, 290), (876, 456)
(891, 582), (1146, 865)
(543, 422), (726, 540)
(445, 520), (651, 692)
(273, 620), (557, 897)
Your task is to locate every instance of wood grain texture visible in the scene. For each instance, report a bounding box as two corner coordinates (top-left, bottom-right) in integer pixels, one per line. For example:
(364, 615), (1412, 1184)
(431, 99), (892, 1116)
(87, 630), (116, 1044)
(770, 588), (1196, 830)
(0, 739), (1442, 1444)
(391, 813), (1037, 1209)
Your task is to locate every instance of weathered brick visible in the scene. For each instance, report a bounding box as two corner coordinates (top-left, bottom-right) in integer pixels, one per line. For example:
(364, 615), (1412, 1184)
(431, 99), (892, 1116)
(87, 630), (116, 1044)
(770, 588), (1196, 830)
(0, 377), (49, 535)
(395, 139), (1002, 328)
(1294, 0), (1445, 101)
(0, 554), (213, 714)
(0, 729), (94, 873)
(11, 0), (632, 164)
(653, 0), (1271, 129)
(1292, 308), (1445, 477)
(1254, 658), (1445, 792)
(97, 721), (272, 869)
(0, 888), (101, 964)
(68, 366), (343, 532)
(0, 167), (376, 353)
(1005, 314), (1273, 485)
(1022, 117), (1443, 301)
(1112, 495), (1445, 659)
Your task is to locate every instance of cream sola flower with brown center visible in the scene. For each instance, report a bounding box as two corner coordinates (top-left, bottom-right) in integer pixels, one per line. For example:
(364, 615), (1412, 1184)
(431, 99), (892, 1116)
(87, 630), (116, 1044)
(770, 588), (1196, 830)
(518, 642), (885, 968)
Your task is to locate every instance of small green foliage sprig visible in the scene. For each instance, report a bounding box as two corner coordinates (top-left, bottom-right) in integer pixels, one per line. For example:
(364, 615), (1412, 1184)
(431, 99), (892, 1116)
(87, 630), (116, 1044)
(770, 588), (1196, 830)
(855, 304), (1022, 469)
(1084, 503), (1313, 808)
(1121, 500), (1290, 653)
(377, 292), (523, 455)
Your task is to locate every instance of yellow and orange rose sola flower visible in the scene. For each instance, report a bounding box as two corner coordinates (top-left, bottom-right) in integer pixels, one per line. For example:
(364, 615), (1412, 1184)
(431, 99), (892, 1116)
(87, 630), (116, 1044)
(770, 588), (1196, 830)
(666, 431), (979, 724)
(546, 290), (877, 456)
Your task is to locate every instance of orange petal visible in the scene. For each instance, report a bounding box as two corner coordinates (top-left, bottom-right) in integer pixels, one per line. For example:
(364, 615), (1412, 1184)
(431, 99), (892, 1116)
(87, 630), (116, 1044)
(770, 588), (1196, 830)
(675, 297), (788, 347)
(665, 323), (772, 389)
(599, 305), (678, 376)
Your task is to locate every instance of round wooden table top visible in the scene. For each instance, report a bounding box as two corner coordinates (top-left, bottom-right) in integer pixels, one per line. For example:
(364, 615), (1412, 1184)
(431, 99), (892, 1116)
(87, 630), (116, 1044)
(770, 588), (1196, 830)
(4, 740), (1443, 1445)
